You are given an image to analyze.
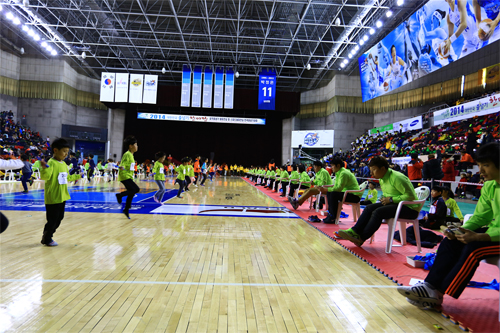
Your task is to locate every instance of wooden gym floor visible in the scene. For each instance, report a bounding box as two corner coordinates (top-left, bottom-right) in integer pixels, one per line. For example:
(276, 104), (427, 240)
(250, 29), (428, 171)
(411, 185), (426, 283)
(0, 176), (463, 332)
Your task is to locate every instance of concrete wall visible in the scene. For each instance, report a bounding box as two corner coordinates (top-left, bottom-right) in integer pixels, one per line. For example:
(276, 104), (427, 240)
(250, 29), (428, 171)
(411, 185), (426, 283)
(373, 105), (430, 128)
(300, 74), (361, 105)
(282, 117), (293, 164)
(108, 108), (126, 160)
(0, 48), (21, 117)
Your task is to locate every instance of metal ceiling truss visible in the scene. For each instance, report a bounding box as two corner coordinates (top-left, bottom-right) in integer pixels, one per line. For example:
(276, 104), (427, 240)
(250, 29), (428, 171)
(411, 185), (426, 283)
(1, 0), (422, 91)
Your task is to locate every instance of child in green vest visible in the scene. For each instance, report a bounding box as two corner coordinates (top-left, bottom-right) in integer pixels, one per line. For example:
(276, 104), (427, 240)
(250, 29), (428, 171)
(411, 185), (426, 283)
(153, 152), (166, 203)
(360, 182), (378, 206)
(40, 138), (81, 246)
(116, 136), (140, 219)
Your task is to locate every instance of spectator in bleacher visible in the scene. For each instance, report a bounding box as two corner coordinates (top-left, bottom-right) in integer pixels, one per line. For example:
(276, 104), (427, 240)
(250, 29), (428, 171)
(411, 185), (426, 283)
(422, 154), (443, 181)
(465, 128), (477, 157)
(441, 154), (455, 182)
(479, 129), (494, 147)
(337, 156), (420, 246)
(397, 142), (500, 311)
(407, 153), (423, 187)
(457, 149), (474, 171)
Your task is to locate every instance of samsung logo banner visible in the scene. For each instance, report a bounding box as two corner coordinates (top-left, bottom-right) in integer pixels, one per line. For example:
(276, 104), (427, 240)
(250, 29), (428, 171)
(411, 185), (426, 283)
(138, 113), (265, 125)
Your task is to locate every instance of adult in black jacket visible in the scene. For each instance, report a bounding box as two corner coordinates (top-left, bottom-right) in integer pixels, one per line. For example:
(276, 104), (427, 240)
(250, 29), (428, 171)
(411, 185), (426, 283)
(466, 129), (477, 157)
(423, 154), (444, 180)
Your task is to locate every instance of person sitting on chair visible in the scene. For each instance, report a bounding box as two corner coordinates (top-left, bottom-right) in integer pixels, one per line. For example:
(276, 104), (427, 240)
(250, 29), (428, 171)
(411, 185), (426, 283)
(288, 160), (332, 210)
(337, 156), (421, 246)
(397, 142), (500, 311)
(322, 157), (362, 224)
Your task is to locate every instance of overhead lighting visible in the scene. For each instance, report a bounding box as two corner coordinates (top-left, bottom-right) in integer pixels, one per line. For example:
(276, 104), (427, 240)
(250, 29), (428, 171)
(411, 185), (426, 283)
(352, 48), (358, 55)
(354, 45), (360, 51)
(33, 34), (40, 41)
(28, 29), (35, 37)
(369, 28), (375, 35)
(306, 63), (311, 70)
(363, 35), (369, 41)
(22, 25), (29, 32)
(348, 54), (353, 59)
(360, 39), (365, 46)
(41, 41), (47, 47)
(386, 10), (393, 18)
(81, 51), (86, 59)
(46, 45), (53, 52)
(6, 12), (14, 20)
(161, 67), (166, 74)
(0, 5), (3, 11)
(397, 0), (404, 5)
(343, 59), (348, 64)
(376, 20), (383, 28)
(50, 50), (57, 56)
(13, 17), (21, 25)
(340, 63), (346, 68)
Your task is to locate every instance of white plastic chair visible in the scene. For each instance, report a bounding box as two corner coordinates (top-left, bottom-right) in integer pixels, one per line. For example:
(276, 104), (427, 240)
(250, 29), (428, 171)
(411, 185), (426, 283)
(369, 186), (429, 254)
(334, 181), (369, 223)
(313, 176), (336, 214)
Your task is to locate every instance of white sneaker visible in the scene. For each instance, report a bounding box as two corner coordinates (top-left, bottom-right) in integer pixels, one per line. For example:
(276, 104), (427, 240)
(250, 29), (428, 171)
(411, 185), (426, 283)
(405, 297), (442, 312)
(397, 281), (443, 304)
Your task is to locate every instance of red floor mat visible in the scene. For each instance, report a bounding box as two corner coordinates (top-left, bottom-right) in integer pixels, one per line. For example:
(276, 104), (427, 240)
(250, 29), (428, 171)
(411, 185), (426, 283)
(243, 177), (499, 332)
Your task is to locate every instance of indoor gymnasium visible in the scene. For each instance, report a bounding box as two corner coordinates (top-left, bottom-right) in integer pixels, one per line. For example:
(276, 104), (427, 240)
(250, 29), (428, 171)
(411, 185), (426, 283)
(0, 0), (499, 332)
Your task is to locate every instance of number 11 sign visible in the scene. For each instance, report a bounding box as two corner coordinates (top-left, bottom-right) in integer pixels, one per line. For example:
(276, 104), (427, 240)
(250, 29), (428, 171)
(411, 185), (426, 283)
(258, 68), (276, 110)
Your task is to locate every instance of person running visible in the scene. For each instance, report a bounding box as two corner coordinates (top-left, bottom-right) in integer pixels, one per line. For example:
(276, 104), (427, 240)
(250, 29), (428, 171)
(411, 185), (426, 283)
(153, 152), (167, 204)
(116, 136), (140, 219)
(39, 138), (81, 246)
(175, 157), (189, 198)
(200, 158), (208, 186)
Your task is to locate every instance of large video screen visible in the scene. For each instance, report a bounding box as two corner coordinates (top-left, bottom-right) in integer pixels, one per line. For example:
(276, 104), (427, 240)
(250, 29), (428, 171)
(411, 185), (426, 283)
(359, 0), (500, 102)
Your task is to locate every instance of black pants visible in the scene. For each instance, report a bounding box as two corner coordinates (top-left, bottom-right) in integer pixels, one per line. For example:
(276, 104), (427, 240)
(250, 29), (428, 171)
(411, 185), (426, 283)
(273, 180), (281, 191)
(88, 168), (94, 181)
(351, 203), (419, 241)
(118, 179), (140, 211)
(21, 172), (32, 191)
(280, 181), (289, 195)
(267, 179), (275, 188)
(0, 212), (9, 234)
(360, 200), (374, 205)
(185, 176), (192, 187)
(445, 216), (461, 223)
(327, 192), (361, 218)
(70, 167), (79, 175)
(420, 214), (446, 230)
(42, 202), (66, 243)
(288, 183), (308, 195)
(200, 173), (207, 185)
(176, 179), (186, 196)
(425, 228), (499, 298)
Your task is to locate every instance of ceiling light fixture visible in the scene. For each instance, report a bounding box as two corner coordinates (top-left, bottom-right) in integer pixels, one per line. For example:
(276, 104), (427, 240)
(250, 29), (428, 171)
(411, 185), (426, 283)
(340, 63), (346, 68)
(51, 50), (57, 56)
(22, 25), (29, 32)
(363, 35), (369, 41)
(348, 54), (353, 59)
(33, 34), (40, 41)
(306, 63), (311, 70)
(370, 28), (375, 34)
(41, 41), (47, 48)
(161, 67), (166, 74)
(397, 0), (404, 5)
(6, 12), (14, 20)
(235, 71), (240, 77)
(81, 51), (86, 59)
(386, 10), (393, 18)
(376, 20), (383, 28)
(360, 39), (365, 46)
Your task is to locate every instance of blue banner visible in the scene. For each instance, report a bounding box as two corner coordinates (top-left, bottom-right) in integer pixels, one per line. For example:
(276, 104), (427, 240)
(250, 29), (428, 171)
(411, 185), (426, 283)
(181, 64), (191, 107)
(224, 67), (234, 109)
(202, 66), (213, 108)
(359, 0), (500, 102)
(214, 67), (224, 109)
(191, 65), (202, 107)
(258, 68), (276, 110)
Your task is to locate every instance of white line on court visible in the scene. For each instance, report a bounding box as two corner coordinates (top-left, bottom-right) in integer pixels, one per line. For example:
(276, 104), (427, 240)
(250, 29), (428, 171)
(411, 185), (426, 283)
(0, 279), (398, 288)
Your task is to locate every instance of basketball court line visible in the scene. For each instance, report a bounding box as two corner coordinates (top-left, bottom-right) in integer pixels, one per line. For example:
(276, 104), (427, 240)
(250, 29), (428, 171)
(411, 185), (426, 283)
(0, 278), (398, 289)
